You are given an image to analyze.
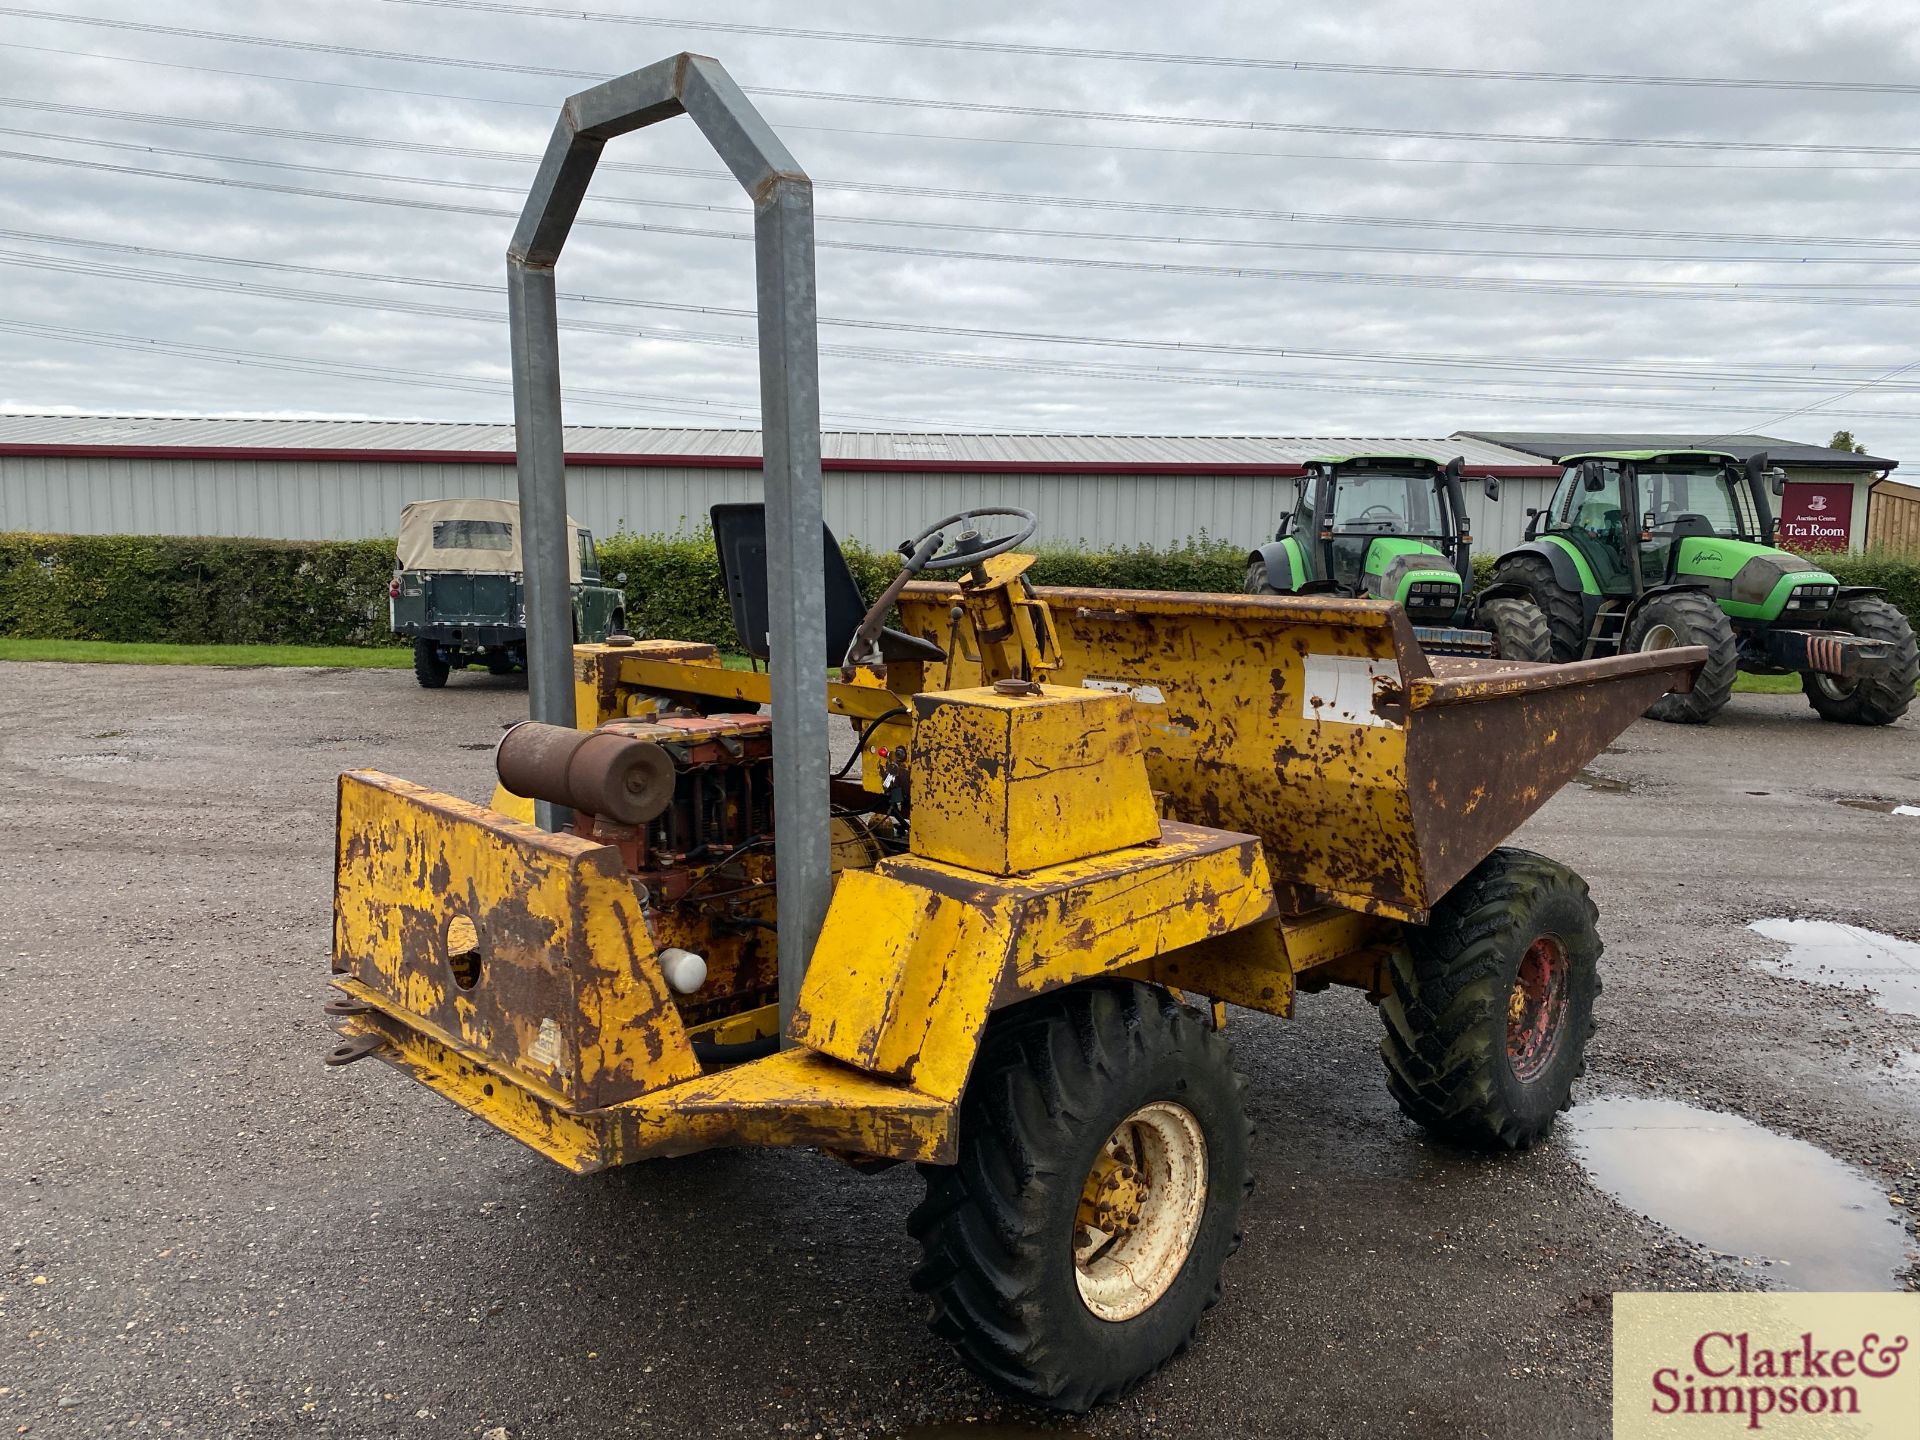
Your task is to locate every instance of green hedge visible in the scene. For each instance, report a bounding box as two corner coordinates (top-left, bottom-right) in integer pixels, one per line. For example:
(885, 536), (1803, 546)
(4, 529), (1914, 652)
(0, 533), (402, 646)
(0, 529), (1250, 652)
(596, 529), (1248, 649)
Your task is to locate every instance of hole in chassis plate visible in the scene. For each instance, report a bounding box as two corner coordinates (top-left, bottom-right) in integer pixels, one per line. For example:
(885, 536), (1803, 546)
(445, 914), (482, 990)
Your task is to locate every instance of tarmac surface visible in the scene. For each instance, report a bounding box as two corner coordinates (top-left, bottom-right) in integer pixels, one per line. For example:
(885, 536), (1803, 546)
(1, 661), (1916, 1439)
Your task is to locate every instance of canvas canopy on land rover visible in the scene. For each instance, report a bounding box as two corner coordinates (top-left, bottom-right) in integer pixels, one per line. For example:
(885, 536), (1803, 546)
(389, 498), (626, 688)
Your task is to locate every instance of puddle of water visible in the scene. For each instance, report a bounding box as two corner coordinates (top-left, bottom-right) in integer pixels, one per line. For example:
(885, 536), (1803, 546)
(1574, 768), (1632, 793)
(1749, 918), (1920, 1018)
(1837, 797), (1920, 816)
(1565, 1096), (1908, 1291)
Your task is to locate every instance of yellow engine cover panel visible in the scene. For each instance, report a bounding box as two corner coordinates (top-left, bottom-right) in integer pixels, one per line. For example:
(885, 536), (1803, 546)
(333, 770), (698, 1110)
(907, 685), (1160, 875)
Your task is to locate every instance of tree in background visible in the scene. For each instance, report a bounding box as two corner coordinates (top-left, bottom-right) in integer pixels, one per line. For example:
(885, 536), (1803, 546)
(1829, 430), (1869, 454)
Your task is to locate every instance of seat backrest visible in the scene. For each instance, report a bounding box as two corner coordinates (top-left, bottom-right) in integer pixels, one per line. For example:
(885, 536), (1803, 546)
(710, 503), (869, 665)
(1666, 512), (1716, 541)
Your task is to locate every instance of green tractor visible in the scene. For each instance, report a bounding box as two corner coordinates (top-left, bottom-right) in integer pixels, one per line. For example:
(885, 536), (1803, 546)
(1489, 449), (1918, 725)
(1246, 453), (1551, 660)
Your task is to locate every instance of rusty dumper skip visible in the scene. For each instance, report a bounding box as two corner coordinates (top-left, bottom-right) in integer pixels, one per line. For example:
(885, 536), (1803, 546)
(326, 55), (1707, 1411)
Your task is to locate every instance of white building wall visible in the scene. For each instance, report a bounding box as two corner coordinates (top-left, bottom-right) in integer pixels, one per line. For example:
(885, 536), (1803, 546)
(0, 456), (1558, 557)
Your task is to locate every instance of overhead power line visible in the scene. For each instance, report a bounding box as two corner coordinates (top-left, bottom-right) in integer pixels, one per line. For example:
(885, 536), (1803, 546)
(9, 97), (1920, 251)
(16, 121), (1920, 268)
(10, 39), (1920, 174)
(375, 0), (1920, 98)
(0, 315), (1064, 431)
(4, 244), (1915, 421)
(0, 316), (761, 421)
(4, 10), (1918, 157)
(11, 146), (1920, 309)
(8, 224), (1906, 387)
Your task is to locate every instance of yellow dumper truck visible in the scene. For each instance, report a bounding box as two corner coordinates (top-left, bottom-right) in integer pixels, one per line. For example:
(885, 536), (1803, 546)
(325, 56), (1706, 1410)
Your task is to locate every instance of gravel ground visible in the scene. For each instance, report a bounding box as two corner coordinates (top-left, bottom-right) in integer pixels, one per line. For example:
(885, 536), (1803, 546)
(0, 662), (1915, 1439)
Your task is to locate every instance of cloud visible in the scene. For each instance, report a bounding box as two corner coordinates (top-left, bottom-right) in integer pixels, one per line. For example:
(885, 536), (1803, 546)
(0, 0), (1915, 456)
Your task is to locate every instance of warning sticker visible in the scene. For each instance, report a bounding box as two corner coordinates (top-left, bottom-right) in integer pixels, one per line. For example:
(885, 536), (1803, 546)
(1084, 677), (1167, 705)
(528, 1017), (563, 1069)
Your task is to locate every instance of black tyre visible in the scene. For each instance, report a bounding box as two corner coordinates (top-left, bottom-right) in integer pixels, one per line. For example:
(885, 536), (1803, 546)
(484, 648), (516, 676)
(1244, 560), (1282, 595)
(1488, 553), (1586, 662)
(1381, 848), (1601, 1151)
(909, 981), (1252, 1412)
(1479, 596), (1552, 663)
(1802, 594), (1918, 726)
(1624, 590), (1736, 724)
(412, 637), (449, 689)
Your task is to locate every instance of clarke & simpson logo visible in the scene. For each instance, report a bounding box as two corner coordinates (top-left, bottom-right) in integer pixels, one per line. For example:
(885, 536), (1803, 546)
(1650, 1329), (1907, 1429)
(1615, 1294), (1919, 1438)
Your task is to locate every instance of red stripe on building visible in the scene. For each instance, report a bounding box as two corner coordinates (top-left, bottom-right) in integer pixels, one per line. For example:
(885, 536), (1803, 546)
(0, 442), (1561, 479)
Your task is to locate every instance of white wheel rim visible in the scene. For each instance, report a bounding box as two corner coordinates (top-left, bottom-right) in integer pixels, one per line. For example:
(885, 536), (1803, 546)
(1638, 621), (1679, 651)
(1072, 1101), (1208, 1322)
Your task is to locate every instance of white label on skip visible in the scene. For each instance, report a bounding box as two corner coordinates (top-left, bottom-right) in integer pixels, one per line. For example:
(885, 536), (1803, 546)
(529, 1017), (563, 1068)
(1300, 655), (1401, 728)
(1084, 677), (1167, 705)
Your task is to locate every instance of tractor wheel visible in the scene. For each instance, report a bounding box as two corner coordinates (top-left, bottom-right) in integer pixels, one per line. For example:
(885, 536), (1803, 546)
(908, 981), (1252, 1412)
(484, 648), (516, 676)
(1488, 554), (1586, 662)
(1480, 596), (1552, 663)
(412, 637), (449, 689)
(1624, 591), (1736, 724)
(1802, 594), (1918, 726)
(1244, 560), (1282, 595)
(1381, 848), (1601, 1151)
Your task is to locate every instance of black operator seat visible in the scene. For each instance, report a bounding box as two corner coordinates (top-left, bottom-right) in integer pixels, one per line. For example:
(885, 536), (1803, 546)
(710, 503), (946, 666)
(1665, 512), (1717, 541)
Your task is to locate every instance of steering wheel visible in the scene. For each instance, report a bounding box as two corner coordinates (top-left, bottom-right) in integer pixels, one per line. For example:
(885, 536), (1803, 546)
(1354, 504), (1402, 523)
(842, 507), (1040, 675)
(902, 507), (1039, 571)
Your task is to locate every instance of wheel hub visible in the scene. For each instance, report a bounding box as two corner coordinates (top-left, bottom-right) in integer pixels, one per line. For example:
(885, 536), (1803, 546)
(1072, 1101), (1208, 1323)
(1075, 1146), (1148, 1239)
(1506, 935), (1570, 1083)
(1638, 621), (1679, 651)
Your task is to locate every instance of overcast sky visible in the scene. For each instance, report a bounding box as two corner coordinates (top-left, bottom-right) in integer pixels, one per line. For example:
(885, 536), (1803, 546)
(2, 1), (1919, 454)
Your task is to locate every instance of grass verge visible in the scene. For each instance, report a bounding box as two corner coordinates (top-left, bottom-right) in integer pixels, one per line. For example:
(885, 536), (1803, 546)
(1732, 672), (1803, 694)
(0, 639), (412, 668)
(0, 639), (760, 672)
(2, 641), (1905, 703)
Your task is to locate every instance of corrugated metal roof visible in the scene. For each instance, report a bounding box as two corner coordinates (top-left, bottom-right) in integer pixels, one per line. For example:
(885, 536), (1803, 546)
(0, 413), (1549, 468)
(1458, 430), (1898, 471)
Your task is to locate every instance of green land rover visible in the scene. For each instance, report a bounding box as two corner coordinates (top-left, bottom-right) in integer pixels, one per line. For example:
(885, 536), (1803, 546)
(389, 497), (627, 688)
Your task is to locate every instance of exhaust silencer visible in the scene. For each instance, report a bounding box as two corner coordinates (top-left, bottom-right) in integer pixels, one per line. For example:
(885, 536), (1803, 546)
(496, 721), (675, 825)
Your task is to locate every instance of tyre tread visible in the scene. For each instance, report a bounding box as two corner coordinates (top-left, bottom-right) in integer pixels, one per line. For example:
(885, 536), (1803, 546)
(909, 982), (1252, 1411)
(1378, 848), (1601, 1150)
(1489, 554), (1586, 662)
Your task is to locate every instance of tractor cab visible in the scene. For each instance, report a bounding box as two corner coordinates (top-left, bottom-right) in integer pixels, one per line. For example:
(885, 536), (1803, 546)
(1246, 454), (1548, 660)
(1491, 450), (1916, 725)
(1253, 454), (1476, 617)
(1537, 450), (1780, 597)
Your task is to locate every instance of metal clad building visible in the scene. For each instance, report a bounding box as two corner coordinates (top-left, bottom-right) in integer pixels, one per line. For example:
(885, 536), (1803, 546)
(0, 415), (1565, 553)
